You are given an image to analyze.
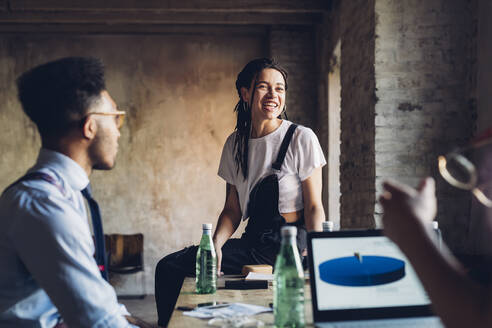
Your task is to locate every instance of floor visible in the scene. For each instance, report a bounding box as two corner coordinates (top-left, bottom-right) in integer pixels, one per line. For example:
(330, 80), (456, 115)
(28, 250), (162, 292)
(120, 295), (158, 326)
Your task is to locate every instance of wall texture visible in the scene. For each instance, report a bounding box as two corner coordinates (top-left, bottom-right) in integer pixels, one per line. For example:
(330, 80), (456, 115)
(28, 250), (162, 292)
(316, 6), (342, 229)
(374, 0), (477, 252)
(0, 33), (264, 294)
(269, 26), (318, 130)
(339, 0), (377, 229)
(325, 0), (478, 254)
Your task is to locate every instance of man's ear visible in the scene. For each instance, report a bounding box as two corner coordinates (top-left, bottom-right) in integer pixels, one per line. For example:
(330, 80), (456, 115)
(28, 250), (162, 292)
(82, 116), (97, 140)
(240, 87), (250, 103)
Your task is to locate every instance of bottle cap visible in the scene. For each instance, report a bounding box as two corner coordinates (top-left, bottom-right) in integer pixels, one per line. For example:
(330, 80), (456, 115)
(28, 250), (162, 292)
(281, 226), (297, 237)
(322, 221), (334, 232)
(202, 223), (213, 230)
(432, 221), (439, 229)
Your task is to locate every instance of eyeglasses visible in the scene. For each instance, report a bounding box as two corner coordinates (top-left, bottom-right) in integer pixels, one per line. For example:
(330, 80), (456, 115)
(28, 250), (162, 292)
(438, 128), (492, 207)
(87, 111), (126, 129)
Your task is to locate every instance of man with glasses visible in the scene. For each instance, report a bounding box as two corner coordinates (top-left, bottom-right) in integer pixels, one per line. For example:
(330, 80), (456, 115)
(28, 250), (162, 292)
(380, 134), (492, 328)
(0, 57), (152, 327)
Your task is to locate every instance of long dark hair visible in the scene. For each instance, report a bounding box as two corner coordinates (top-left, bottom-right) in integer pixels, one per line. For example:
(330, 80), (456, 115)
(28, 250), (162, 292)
(233, 58), (288, 179)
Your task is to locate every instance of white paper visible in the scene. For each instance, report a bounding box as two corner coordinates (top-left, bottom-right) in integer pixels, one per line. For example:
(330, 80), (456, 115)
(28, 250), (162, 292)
(183, 302), (272, 319)
(244, 272), (274, 281)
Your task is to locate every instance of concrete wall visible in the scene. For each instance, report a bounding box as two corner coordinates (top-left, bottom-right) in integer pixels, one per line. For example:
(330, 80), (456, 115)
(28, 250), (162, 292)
(0, 0), (328, 297)
(0, 32), (264, 294)
(0, 25), (324, 293)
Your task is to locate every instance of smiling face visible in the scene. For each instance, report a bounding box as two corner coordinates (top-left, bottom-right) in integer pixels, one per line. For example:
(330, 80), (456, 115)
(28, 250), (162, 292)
(243, 68), (286, 124)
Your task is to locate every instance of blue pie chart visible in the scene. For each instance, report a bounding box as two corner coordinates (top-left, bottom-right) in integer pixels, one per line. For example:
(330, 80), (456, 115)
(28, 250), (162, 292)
(319, 255), (405, 287)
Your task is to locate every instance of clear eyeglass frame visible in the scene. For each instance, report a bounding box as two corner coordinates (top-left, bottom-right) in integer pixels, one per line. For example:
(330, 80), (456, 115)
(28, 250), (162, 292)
(438, 128), (492, 207)
(87, 110), (126, 129)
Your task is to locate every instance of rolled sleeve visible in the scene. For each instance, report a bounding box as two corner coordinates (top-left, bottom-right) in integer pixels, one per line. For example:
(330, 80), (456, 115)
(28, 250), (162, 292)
(10, 193), (131, 328)
(296, 128), (327, 181)
(218, 133), (237, 185)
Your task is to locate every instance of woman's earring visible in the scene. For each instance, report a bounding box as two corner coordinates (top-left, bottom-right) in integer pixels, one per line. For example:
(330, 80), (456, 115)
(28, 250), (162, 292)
(280, 105), (288, 120)
(242, 101), (249, 113)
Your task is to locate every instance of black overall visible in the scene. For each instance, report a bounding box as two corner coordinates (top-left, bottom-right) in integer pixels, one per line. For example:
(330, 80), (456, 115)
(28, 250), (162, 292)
(155, 124), (307, 327)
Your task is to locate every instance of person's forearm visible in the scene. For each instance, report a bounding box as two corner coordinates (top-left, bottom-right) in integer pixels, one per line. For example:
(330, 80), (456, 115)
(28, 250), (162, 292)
(400, 226), (491, 328)
(125, 315), (156, 328)
(304, 204), (324, 232)
(300, 167), (324, 232)
(213, 209), (240, 247)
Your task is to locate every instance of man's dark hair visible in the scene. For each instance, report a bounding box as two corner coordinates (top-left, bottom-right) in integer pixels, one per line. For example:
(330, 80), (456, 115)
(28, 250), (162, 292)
(17, 57), (106, 138)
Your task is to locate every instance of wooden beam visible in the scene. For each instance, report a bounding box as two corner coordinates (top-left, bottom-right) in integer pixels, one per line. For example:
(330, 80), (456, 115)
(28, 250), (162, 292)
(9, 0), (330, 12)
(0, 11), (323, 25)
(0, 23), (269, 35)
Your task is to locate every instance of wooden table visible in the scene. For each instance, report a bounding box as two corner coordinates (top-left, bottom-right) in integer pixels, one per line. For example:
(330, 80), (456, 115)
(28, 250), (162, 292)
(168, 276), (314, 327)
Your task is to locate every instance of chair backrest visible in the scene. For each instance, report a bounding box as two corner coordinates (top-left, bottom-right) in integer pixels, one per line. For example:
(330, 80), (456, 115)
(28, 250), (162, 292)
(104, 233), (143, 270)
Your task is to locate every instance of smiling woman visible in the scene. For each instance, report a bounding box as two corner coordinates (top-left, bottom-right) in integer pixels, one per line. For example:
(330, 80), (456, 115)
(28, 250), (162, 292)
(154, 58), (326, 327)
(245, 68), (286, 134)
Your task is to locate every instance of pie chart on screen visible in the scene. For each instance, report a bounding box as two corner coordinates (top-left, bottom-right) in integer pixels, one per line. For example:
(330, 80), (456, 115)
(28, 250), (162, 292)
(319, 254), (405, 287)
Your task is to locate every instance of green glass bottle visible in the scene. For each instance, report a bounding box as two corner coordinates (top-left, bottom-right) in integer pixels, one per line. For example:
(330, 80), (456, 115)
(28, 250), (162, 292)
(196, 223), (217, 294)
(274, 226), (305, 327)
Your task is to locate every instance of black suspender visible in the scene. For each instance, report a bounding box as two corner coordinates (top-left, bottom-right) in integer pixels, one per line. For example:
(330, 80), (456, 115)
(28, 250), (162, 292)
(272, 124), (298, 171)
(2, 172), (109, 281)
(2, 172), (65, 195)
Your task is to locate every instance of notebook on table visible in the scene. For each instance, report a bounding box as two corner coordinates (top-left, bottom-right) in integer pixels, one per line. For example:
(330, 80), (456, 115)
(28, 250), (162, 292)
(307, 229), (444, 327)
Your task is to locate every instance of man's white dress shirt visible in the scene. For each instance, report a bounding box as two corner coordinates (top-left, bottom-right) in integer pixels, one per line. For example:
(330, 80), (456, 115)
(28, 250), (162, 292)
(0, 149), (132, 327)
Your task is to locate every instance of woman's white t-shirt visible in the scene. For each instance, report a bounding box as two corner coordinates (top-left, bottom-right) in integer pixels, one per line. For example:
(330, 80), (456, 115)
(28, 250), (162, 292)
(218, 120), (326, 220)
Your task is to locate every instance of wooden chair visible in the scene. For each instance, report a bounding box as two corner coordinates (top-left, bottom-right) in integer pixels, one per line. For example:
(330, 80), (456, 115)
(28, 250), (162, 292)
(104, 233), (146, 299)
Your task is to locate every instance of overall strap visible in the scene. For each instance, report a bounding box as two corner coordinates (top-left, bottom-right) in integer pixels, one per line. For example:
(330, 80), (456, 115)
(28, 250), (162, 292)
(2, 172), (65, 195)
(272, 124), (298, 171)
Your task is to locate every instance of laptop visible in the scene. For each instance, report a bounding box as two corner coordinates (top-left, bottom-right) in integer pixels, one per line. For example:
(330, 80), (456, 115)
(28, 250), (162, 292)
(307, 230), (444, 327)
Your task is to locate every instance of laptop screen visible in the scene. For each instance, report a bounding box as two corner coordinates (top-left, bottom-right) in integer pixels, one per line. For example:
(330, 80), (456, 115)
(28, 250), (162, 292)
(308, 230), (433, 321)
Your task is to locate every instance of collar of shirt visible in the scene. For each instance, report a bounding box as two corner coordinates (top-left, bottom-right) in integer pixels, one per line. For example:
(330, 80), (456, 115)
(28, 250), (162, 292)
(29, 148), (90, 192)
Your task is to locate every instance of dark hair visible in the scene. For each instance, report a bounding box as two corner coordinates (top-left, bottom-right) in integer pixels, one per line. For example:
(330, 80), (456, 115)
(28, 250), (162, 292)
(233, 58), (288, 179)
(17, 56), (106, 138)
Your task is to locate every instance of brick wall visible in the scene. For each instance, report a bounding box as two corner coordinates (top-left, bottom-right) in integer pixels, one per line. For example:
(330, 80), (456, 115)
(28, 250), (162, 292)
(339, 0), (377, 229)
(330, 0), (477, 250)
(374, 0), (477, 252)
(269, 26), (318, 130)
